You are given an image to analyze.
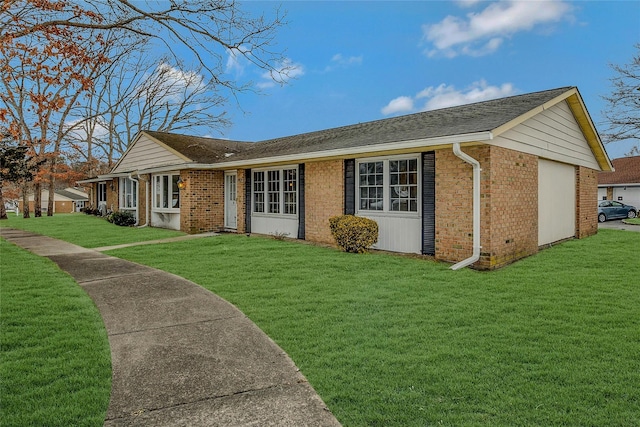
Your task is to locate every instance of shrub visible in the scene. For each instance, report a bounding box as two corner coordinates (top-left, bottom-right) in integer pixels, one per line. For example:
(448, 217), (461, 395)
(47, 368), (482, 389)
(329, 215), (378, 253)
(107, 211), (136, 227)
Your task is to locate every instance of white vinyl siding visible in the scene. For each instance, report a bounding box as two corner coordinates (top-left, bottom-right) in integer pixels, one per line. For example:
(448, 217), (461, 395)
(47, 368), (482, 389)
(113, 134), (186, 173)
(538, 159), (576, 245)
(494, 101), (600, 170)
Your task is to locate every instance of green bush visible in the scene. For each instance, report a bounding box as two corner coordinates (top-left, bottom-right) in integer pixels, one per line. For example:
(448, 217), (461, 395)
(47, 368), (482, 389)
(329, 215), (378, 253)
(107, 211), (136, 227)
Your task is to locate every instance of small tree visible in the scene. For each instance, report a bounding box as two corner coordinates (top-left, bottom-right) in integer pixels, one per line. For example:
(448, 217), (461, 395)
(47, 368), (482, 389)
(601, 44), (640, 156)
(0, 139), (40, 219)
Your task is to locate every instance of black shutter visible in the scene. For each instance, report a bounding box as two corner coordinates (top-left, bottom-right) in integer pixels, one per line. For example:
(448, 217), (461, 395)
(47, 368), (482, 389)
(297, 164), (305, 239)
(344, 159), (356, 215)
(422, 152), (436, 255)
(245, 169), (251, 233)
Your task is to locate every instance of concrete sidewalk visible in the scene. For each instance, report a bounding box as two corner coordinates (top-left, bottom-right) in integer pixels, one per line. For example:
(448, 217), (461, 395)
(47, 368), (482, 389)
(1, 228), (341, 427)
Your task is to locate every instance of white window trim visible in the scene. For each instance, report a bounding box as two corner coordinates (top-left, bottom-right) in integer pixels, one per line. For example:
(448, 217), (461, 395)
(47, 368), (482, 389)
(152, 173), (181, 213)
(252, 165), (299, 219)
(356, 154), (421, 218)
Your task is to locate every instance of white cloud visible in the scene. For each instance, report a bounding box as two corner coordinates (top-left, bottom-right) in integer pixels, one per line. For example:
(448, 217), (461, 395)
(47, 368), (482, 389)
(257, 58), (305, 89)
(381, 96), (415, 115)
(382, 80), (517, 115)
(225, 46), (250, 76)
(323, 54), (363, 73)
(156, 63), (204, 93)
(423, 0), (573, 57)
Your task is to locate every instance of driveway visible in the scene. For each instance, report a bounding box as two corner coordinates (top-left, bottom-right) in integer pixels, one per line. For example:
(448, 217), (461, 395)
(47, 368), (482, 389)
(598, 219), (640, 232)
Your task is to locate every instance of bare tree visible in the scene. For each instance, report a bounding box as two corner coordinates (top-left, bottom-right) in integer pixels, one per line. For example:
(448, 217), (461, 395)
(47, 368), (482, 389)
(1, 0), (290, 90)
(601, 43), (640, 156)
(66, 53), (230, 167)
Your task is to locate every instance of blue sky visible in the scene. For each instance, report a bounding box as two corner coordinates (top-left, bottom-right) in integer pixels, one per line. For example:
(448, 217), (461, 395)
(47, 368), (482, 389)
(218, 1), (639, 159)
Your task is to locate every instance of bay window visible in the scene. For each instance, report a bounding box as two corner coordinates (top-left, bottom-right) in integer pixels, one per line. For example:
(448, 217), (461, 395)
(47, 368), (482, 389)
(253, 167), (297, 215)
(153, 174), (180, 210)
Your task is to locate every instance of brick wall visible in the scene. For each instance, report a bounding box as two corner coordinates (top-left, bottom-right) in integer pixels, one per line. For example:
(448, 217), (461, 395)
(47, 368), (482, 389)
(576, 166), (598, 239)
(138, 175), (148, 225)
(482, 146), (538, 269)
(305, 160), (344, 244)
(107, 178), (118, 212)
(435, 146), (539, 270)
(435, 149), (475, 263)
(179, 170), (224, 233)
(236, 169), (246, 234)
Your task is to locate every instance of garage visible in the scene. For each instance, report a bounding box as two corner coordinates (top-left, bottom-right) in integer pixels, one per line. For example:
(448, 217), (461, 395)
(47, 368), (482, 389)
(539, 159), (576, 245)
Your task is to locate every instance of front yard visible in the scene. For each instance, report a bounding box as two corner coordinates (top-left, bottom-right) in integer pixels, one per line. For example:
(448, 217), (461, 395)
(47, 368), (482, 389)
(2, 214), (639, 425)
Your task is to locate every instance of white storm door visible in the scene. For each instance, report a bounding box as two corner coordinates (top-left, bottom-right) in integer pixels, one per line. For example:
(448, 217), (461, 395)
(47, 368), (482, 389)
(224, 171), (237, 229)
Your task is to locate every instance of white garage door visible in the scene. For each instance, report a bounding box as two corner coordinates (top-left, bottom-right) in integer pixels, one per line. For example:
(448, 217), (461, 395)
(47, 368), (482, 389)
(597, 187), (607, 201)
(613, 186), (640, 210)
(538, 159), (576, 246)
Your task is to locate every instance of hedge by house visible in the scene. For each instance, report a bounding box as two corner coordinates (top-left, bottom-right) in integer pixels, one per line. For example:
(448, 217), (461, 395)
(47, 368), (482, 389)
(329, 215), (378, 253)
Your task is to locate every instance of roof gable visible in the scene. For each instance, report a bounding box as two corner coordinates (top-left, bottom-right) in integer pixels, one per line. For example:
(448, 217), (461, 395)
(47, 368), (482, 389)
(599, 155), (640, 184)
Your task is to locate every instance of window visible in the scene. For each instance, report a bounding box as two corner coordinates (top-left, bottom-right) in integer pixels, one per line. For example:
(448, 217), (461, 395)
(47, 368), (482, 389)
(253, 167), (297, 215)
(119, 178), (137, 209)
(357, 157), (419, 213)
(389, 159), (418, 212)
(97, 182), (107, 205)
(359, 161), (383, 210)
(253, 171), (265, 213)
(283, 169), (297, 214)
(267, 170), (280, 213)
(153, 174), (180, 210)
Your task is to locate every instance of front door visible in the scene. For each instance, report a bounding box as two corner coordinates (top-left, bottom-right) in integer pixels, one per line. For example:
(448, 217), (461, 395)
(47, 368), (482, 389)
(224, 171), (237, 229)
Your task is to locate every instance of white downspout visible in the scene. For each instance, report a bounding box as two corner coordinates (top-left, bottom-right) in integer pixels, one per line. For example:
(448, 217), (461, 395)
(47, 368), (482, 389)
(451, 143), (482, 270)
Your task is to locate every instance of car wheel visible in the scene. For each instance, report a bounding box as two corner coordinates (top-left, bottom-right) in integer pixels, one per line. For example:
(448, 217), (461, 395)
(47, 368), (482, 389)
(598, 213), (606, 223)
(628, 210), (637, 219)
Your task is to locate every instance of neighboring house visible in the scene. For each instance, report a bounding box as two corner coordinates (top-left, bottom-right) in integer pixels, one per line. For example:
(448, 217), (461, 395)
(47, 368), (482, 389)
(598, 155), (640, 209)
(21, 187), (89, 214)
(79, 87), (612, 270)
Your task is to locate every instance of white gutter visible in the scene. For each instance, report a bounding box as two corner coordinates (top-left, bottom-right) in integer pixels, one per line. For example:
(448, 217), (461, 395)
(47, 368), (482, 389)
(450, 143), (482, 270)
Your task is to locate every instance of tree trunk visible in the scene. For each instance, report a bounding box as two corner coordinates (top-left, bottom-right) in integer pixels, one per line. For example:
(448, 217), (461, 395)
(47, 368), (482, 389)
(34, 182), (42, 217)
(47, 174), (55, 216)
(22, 183), (30, 218)
(0, 182), (7, 220)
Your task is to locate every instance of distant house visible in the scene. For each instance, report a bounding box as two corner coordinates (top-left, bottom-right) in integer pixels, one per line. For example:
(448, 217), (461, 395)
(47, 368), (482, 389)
(80, 87), (612, 269)
(598, 155), (640, 209)
(21, 187), (89, 214)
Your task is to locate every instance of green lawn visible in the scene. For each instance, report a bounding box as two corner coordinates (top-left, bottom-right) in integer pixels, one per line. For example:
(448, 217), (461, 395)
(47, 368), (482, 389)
(0, 240), (111, 426)
(0, 213), (184, 247)
(2, 215), (639, 426)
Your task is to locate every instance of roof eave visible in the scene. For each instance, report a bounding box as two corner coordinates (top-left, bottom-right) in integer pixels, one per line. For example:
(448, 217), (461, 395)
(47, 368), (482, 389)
(132, 131), (494, 173)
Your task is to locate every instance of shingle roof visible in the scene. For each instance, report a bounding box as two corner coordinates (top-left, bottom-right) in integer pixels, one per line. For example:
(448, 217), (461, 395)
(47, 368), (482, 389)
(224, 86), (574, 162)
(599, 155), (640, 184)
(144, 131), (253, 163)
(144, 87), (574, 164)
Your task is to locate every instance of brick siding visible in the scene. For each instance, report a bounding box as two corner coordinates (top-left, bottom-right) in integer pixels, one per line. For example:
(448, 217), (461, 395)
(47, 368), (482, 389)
(179, 170), (224, 233)
(236, 169), (247, 234)
(305, 160), (344, 244)
(576, 166), (598, 238)
(435, 146), (539, 270)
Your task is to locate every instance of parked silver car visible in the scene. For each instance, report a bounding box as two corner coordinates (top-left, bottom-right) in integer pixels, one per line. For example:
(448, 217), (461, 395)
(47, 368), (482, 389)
(598, 200), (637, 222)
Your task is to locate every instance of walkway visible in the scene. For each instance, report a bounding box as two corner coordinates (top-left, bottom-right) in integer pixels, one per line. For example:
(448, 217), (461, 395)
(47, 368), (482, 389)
(1, 228), (341, 427)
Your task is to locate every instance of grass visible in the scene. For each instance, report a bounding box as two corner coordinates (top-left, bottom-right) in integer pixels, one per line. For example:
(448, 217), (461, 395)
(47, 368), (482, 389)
(624, 217), (640, 225)
(0, 213), (185, 247)
(0, 239), (111, 426)
(2, 214), (639, 425)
